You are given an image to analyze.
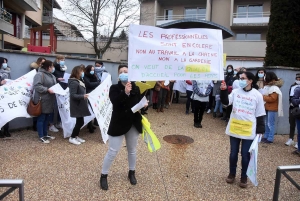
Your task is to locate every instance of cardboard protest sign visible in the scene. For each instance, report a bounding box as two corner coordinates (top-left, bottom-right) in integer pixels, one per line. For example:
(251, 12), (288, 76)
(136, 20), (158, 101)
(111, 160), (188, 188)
(88, 74), (112, 143)
(0, 70), (36, 128)
(128, 24), (224, 81)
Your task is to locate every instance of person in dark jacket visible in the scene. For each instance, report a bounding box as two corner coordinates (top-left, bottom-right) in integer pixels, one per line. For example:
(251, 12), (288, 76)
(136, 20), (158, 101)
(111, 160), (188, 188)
(220, 72), (265, 188)
(94, 61), (107, 81)
(291, 86), (300, 156)
(287, 73), (300, 149)
(32, 60), (57, 143)
(222, 65), (236, 122)
(0, 57), (11, 138)
(83, 65), (100, 133)
(100, 64), (147, 191)
(68, 66), (91, 145)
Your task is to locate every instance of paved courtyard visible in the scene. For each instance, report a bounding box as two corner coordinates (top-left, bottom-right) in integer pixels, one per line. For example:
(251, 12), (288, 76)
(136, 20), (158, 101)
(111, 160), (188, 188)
(0, 103), (300, 200)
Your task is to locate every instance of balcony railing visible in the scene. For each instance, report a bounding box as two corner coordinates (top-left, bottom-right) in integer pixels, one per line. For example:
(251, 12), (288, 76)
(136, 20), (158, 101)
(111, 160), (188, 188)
(42, 10), (53, 23)
(232, 12), (270, 25)
(156, 14), (206, 26)
(0, 8), (12, 23)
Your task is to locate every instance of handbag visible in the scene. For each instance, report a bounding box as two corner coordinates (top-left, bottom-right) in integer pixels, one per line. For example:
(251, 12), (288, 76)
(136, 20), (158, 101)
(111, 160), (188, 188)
(291, 107), (300, 118)
(27, 73), (44, 116)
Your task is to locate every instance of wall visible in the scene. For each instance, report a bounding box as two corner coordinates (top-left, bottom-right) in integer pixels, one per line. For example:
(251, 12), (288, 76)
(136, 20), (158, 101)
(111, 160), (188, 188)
(223, 40), (266, 57)
(25, 0), (43, 26)
(211, 0), (231, 30)
(140, 1), (155, 26)
(0, 49), (122, 130)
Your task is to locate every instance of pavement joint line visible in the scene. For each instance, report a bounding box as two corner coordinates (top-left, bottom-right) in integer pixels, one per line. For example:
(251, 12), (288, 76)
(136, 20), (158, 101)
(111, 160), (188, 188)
(155, 151), (170, 201)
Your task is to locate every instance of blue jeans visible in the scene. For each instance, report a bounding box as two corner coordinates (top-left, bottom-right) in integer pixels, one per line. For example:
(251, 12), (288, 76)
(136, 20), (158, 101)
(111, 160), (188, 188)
(37, 114), (50, 138)
(264, 111), (277, 142)
(296, 119), (300, 151)
(229, 136), (253, 178)
(214, 100), (223, 113)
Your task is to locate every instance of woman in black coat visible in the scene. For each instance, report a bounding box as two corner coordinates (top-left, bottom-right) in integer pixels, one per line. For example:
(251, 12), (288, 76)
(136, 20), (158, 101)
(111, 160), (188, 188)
(83, 65), (100, 133)
(68, 66), (91, 145)
(100, 64), (147, 190)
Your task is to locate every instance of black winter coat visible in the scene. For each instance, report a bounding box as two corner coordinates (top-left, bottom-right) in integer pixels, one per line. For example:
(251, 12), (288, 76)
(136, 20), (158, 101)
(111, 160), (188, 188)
(83, 73), (100, 93)
(53, 62), (68, 89)
(107, 81), (143, 136)
(68, 78), (91, 118)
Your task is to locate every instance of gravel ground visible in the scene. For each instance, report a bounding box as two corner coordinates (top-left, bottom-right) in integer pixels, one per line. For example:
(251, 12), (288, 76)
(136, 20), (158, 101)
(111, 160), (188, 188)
(0, 103), (300, 201)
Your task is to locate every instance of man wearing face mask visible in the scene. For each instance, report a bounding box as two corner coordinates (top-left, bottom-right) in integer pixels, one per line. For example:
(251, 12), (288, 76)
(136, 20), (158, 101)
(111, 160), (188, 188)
(0, 57), (11, 138)
(285, 73), (300, 148)
(100, 64), (147, 190)
(94, 61), (107, 81)
(53, 55), (68, 90)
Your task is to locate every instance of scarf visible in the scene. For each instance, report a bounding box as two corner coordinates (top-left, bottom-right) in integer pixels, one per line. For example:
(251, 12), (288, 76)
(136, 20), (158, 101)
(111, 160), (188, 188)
(266, 85), (283, 117)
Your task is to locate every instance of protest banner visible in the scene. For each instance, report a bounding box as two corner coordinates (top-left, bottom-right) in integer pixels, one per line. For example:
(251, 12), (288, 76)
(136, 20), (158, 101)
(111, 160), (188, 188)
(247, 134), (261, 186)
(88, 74), (112, 144)
(53, 85), (95, 138)
(0, 70), (36, 128)
(128, 24), (224, 81)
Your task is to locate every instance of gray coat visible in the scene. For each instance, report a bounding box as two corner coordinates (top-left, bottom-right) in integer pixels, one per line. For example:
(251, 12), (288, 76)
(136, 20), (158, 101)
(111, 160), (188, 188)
(68, 78), (91, 118)
(0, 67), (11, 85)
(33, 68), (57, 114)
(212, 81), (222, 96)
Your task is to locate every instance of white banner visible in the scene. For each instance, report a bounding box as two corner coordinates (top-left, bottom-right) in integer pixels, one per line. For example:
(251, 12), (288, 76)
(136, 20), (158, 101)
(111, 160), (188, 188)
(128, 24), (224, 81)
(173, 80), (187, 93)
(88, 74), (112, 144)
(53, 86), (95, 138)
(0, 70), (36, 128)
(247, 134), (261, 186)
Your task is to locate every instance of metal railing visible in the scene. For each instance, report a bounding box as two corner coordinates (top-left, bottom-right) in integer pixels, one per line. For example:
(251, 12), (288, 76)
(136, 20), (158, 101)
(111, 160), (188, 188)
(273, 165), (300, 201)
(232, 12), (270, 24)
(0, 179), (24, 201)
(0, 8), (12, 23)
(156, 14), (206, 21)
(42, 10), (53, 23)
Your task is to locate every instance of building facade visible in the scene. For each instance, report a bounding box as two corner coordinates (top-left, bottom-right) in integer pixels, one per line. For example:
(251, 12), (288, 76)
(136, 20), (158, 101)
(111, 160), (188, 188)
(140, 0), (270, 67)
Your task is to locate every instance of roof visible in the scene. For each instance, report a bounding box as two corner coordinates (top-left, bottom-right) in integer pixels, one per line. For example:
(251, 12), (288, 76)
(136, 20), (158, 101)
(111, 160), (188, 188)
(158, 19), (234, 39)
(53, 18), (84, 38)
(43, 0), (62, 9)
(227, 57), (264, 61)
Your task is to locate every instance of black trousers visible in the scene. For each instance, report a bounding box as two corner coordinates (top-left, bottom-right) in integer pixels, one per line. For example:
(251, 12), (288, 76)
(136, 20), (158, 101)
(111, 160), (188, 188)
(289, 108), (296, 139)
(193, 100), (207, 124)
(71, 117), (84, 138)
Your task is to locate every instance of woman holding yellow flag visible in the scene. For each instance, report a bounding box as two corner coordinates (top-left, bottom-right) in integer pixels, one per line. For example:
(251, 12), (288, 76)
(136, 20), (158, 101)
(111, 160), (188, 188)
(220, 72), (265, 188)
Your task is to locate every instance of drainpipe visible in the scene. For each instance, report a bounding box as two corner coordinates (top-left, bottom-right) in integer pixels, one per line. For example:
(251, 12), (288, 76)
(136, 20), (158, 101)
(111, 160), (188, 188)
(154, 0), (157, 26)
(210, 0), (213, 21)
(1, 0), (4, 49)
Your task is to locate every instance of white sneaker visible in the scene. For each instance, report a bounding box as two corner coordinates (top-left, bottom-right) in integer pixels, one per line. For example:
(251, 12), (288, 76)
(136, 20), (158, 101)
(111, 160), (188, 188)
(295, 143), (298, 149)
(285, 138), (294, 146)
(76, 136), (85, 143)
(40, 137), (50, 144)
(49, 125), (59, 132)
(55, 122), (62, 129)
(69, 137), (81, 145)
(207, 109), (211, 114)
(45, 135), (55, 140)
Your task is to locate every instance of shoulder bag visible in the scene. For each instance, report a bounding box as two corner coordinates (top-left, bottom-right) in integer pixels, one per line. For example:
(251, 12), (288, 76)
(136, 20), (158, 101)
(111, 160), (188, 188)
(27, 73), (44, 116)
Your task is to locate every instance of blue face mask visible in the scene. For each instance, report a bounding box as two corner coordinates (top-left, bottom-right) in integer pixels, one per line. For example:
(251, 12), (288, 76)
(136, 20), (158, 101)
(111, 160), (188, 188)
(90, 71), (94, 75)
(228, 69), (232, 73)
(59, 61), (65, 66)
(81, 72), (84, 78)
(234, 71), (237, 75)
(2, 63), (7, 69)
(258, 73), (264, 78)
(239, 80), (248, 88)
(119, 73), (128, 82)
(52, 68), (55, 73)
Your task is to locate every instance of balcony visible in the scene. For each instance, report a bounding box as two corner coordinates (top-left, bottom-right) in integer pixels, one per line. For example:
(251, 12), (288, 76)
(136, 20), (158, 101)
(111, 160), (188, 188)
(0, 8), (13, 35)
(42, 11), (53, 24)
(11, 0), (39, 11)
(232, 12), (270, 26)
(156, 14), (206, 26)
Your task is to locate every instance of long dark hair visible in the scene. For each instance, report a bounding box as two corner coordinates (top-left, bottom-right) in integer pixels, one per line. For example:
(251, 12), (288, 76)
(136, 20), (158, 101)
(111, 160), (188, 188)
(70, 66), (83, 79)
(255, 67), (266, 80)
(243, 72), (258, 89)
(85, 65), (96, 77)
(41, 60), (53, 71)
(265, 72), (279, 83)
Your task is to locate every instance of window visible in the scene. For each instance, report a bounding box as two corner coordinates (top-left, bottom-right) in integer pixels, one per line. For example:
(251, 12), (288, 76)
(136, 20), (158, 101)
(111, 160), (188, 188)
(237, 5), (263, 18)
(164, 9), (173, 20)
(185, 8), (206, 19)
(236, 33), (261, 40)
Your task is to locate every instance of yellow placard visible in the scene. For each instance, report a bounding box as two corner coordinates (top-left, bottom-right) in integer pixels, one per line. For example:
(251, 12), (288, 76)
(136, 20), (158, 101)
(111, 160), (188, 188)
(223, 53), (227, 67)
(229, 118), (253, 136)
(135, 81), (156, 94)
(185, 64), (210, 73)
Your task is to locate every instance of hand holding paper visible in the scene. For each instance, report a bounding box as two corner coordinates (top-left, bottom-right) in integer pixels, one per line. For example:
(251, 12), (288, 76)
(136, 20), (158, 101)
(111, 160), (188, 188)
(131, 96), (148, 113)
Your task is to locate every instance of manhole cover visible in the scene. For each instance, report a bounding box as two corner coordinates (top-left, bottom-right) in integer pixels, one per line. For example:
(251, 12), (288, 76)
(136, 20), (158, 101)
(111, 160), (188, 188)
(163, 135), (194, 144)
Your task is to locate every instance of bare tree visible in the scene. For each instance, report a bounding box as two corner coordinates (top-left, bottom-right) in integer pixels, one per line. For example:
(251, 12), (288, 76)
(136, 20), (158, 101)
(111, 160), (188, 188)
(63, 0), (140, 58)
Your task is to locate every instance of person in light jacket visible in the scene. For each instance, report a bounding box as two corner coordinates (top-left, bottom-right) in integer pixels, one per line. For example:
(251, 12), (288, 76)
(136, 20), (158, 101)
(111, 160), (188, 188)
(33, 60), (57, 143)
(68, 66), (91, 145)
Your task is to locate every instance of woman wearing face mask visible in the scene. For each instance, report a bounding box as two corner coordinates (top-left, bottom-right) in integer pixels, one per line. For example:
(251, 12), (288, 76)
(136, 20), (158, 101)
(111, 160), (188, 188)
(255, 68), (266, 89)
(220, 72), (265, 188)
(32, 60), (57, 143)
(100, 64), (147, 190)
(0, 57), (11, 138)
(83, 65), (100, 133)
(261, 72), (284, 144)
(222, 65), (235, 122)
(68, 66), (90, 145)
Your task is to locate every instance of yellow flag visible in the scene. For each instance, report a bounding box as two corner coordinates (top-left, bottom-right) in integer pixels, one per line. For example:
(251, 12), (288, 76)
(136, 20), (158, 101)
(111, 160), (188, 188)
(141, 115), (161, 152)
(223, 53), (227, 67)
(135, 81), (156, 94)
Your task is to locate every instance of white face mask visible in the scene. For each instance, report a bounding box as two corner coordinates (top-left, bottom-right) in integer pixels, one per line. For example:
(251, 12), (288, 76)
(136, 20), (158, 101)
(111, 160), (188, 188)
(296, 80), (300, 85)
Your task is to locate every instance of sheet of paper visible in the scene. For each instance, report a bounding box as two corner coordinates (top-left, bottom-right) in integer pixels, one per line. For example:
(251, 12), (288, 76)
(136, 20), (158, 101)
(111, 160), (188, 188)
(131, 96), (148, 113)
(101, 72), (109, 83)
(62, 73), (70, 83)
(50, 83), (67, 95)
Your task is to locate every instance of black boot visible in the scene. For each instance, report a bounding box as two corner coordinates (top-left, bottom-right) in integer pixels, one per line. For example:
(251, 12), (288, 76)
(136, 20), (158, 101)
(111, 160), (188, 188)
(4, 130), (11, 137)
(0, 130), (4, 138)
(88, 122), (95, 133)
(153, 103), (157, 109)
(100, 174), (108, 190)
(94, 119), (99, 127)
(128, 170), (137, 185)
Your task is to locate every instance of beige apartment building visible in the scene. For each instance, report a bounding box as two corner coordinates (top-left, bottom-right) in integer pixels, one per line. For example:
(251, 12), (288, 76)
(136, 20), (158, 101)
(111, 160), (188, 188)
(140, 0), (270, 67)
